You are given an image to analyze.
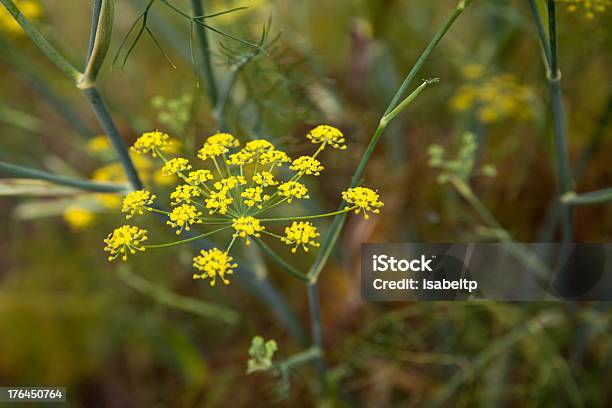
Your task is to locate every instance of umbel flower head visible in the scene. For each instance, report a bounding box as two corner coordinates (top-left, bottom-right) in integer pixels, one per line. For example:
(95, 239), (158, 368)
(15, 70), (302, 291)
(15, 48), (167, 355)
(104, 225), (148, 261)
(307, 125), (347, 150)
(342, 187), (384, 219)
(131, 131), (173, 157)
(193, 248), (237, 286)
(122, 190), (155, 219)
(282, 222), (321, 253)
(107, 125), (385, 286)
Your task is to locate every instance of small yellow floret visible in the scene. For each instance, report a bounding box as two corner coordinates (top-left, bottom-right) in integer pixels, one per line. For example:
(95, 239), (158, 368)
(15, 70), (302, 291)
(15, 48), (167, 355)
(122, 190), (155, 219)
(252, 171), (278, 187)
(232, 216), (265, 245)
(205, 190), (233, 215)
(193, 248), (237, 286)
(278, 181), (309, 203)
(64, 206), (95, 229)
(342, 187), (384, 219)
(161, 157), (192, 176)
(167, 204), (202, 234)
(281, 221), (320, 253)
(290, 156), (324, 176)
(131, 131), (173, 157)
(241, 186), (269, 208)
(186, 169), (214, 185)
(307, 125), (346, 150)
(170, 184), (200, 205)
(104, 225), (148, 261)
(206, 132), (240, 148)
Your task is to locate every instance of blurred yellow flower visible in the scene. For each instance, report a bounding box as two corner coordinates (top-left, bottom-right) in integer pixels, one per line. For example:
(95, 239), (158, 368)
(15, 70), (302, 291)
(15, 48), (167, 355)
(63, 206), (95, 229)
(0, 0), (42, 35)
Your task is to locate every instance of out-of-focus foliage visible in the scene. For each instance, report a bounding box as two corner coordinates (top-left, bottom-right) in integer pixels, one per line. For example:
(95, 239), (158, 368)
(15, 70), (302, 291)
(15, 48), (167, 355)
(1, 0), (612, 406)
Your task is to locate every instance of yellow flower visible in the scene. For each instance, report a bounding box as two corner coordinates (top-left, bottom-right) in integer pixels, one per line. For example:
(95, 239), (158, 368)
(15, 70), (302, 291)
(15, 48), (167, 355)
(281, 222), (320, 253)
(186, 169), (214, 185)
(213, 175), (246, 191)
(559, 0), (611, 19)
(290, 156), (324, 176)
(342, 187), (384, 219)
(278, 181), (309, 203)
(104, 225), (148, 261)
(206, 132), (240, 148)
(167, 204), (202, 234)
(462, 63), (485, 80)
(205, 190), (233, 215)
(198, 142), (229, 161)
(227, 140), (278, 165)
(0, 0), (42, 35)
(131, 131), (173, 157)
(232, 216), (265, 245)
(241, 186), (269, 208)
(161, 157), (192, 176)
(193, 248), (237, 286)
(252, 171), (277, 187)
(307, 125), (346, 150)
(122, 190), (155, 219)
(259, 149), (291, 167)
(170, 184), (200, 205)
(63, 206), (95, 229)
(86, 135), (111, 154)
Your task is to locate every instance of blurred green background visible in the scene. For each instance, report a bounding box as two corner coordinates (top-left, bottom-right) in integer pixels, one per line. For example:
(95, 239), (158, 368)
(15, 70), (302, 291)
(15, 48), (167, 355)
(1, 0), (612, 406)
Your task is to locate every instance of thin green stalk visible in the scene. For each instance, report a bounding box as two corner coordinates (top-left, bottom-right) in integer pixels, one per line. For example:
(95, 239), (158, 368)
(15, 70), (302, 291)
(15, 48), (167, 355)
(530, 0), (573, 242)
(308, 80), (441, 281)
(307, 0), (472, 282)
(527, 0), (552, 68)
(562, 188), (612, 206)
(278, 346), (322, 371)
(307, 282), (326, 386)
(383, 0), (473, 117)
(252, 237), (310, 282)
(0, 160), (128, 193)
(259, 206), (356, 222)
(117, 266), (240, 324)
(145, 226), (231, 248)
(449, 176), (505, 233)
(86, 0), (103, 64)
(190, 0), (218, 106)
(82, 87), (144, 190)
(0, 0), (82, 82)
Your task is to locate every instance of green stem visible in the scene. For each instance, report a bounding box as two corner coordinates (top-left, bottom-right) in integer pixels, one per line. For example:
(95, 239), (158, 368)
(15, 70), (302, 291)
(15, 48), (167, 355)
(527, 0), (552, 68)
(449, 175), (506, 233)
(252, 237), (310, 282)
(117, 266), (240, 324)
(530, 1), (573, 242)
(190, 0), (218, 107)
(0, 160), (128, 193)
(562, 188), (612, 206)
(307, 282), (326, 386)
(259, 206), (356, 222)
(307, 0), (472, 282)
(82, 87), (144, 191)
(145, 226), (231, 248)
(278, 346), (322, 371)
(0, 0), (81, 83)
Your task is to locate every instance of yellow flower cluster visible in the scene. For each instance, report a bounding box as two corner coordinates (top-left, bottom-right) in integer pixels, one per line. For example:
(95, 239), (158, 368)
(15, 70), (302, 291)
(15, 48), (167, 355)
(131, 131), (173, 157)
(307, 125), (347, 150)
(232, 216), (265, 245)
(104, 225), (148, 261)
(450, 66), (535, 124)
(105, 125), (384, 288)
(281, 222), (321, 253)
(122, 190), (156, 219)
(558, 0), (611, 19)
(193, 248), (237, 286)
(167, 204), (203, 234)
(342, 187), (384, 219)
(0, 0), (42, 35)
(161, 157), (192, 176)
